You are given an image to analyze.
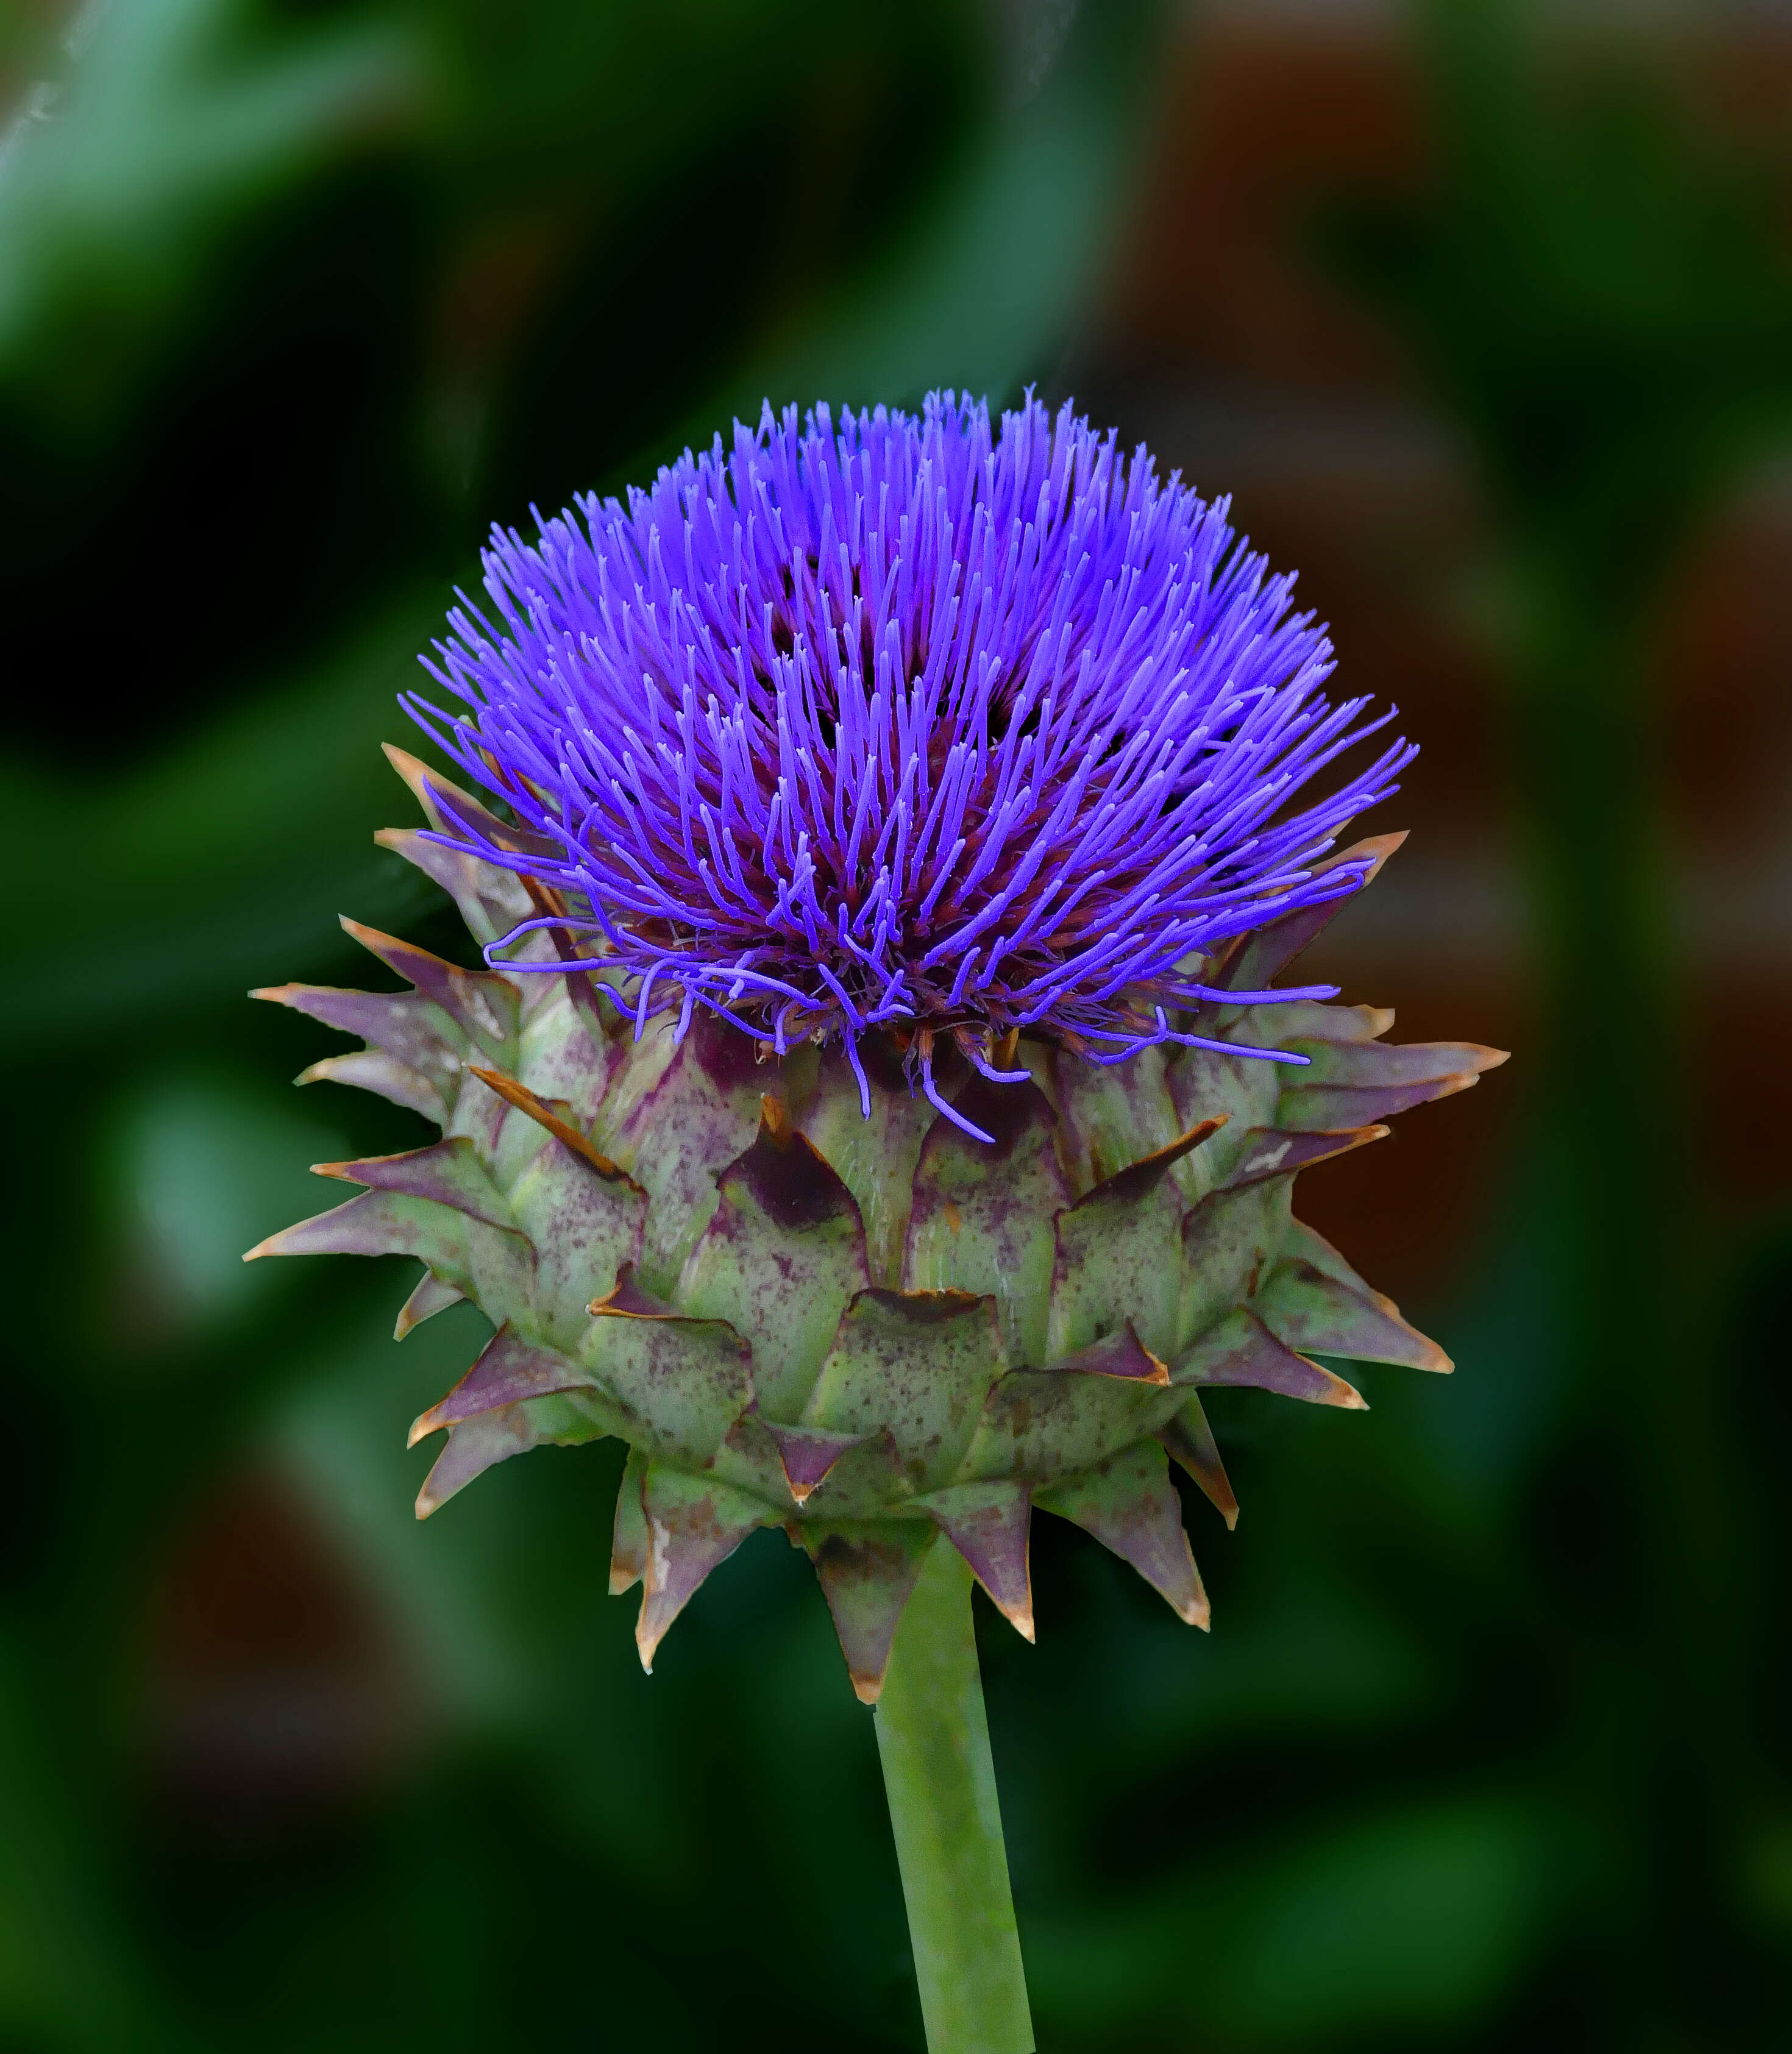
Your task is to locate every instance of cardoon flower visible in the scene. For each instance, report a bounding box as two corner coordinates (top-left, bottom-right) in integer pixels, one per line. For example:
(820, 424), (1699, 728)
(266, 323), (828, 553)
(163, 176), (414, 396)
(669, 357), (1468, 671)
(251, 393), (1502, 2054)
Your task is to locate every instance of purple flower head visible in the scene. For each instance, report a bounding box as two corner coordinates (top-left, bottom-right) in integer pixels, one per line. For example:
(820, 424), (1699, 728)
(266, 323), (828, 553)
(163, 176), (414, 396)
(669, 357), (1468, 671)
(407, 392), (1413, 1142)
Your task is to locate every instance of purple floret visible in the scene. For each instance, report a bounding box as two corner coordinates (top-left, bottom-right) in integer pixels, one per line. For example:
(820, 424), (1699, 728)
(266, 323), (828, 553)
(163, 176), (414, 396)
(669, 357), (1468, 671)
(407, 391), (1413, 1140)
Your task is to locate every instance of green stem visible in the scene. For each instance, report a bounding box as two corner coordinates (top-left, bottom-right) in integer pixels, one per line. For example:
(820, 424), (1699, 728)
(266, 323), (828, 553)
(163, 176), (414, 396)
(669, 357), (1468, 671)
(874, 1540), (1034, 2054)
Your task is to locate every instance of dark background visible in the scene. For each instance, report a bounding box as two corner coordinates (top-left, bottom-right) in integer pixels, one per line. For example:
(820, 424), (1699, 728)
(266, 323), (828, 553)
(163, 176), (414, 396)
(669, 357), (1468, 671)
(2, 1), (1790, 2046)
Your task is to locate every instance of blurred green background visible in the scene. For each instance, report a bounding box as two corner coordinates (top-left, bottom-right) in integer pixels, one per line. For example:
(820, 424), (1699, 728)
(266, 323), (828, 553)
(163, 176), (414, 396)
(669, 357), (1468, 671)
(2, 0), (1790, 2046)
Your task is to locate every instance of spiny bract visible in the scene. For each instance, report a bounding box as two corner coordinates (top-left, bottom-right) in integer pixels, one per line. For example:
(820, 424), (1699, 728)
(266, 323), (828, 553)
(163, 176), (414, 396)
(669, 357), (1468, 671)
(249, 744), (1502, 1700)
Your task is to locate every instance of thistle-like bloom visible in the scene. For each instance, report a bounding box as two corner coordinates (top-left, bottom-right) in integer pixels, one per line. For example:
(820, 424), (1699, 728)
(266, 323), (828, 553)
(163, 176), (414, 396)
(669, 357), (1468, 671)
(257, 393), (1501, 2053)
(409, 392), (1413, 1137)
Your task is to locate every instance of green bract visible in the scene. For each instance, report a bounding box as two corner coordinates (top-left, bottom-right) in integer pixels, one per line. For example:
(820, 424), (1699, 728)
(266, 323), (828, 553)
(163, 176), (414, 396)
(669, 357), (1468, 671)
(250, 748), (1502, 1700)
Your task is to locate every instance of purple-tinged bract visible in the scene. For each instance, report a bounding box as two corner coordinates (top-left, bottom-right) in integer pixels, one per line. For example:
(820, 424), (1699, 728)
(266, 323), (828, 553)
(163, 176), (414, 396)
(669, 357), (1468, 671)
(409, 391), (1413, 1139)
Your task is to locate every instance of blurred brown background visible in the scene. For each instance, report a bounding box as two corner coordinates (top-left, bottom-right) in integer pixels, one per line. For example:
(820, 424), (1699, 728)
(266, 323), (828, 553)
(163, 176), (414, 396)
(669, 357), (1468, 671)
(1085, 0), (1792, 1288)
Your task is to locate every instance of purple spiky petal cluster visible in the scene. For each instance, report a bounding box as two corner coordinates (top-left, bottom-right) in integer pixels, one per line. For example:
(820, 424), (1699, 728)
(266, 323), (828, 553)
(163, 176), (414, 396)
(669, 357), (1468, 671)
(408, 391), (1413, 1140)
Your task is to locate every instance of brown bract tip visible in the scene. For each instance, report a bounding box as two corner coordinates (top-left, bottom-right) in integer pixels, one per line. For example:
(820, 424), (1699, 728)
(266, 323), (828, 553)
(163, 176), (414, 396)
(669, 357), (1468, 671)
(922, 1484), (1035, 1643)
(394, 1271), (463, 1341)
(1087, 1114), (1229, 1206)
(760, 1422), (870, 1505)
(1346, 829), (1409, 884)
(1050, 1324), (1170, 1385)
(589, 1264), (676, 1320)
(467, 1065), (633, 1184)
(1159, 1396), (1240, 1530)
(382, 742), (441, 812)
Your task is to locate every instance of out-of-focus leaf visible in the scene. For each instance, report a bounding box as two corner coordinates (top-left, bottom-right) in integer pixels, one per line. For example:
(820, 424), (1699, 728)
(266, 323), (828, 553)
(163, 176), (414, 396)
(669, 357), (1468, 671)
(0, 1634), (170, 2051)
(0, 597), (445, 1047)
(1321, 0), (1792, 605)
(0, 0), (421, 425)
(725, 0), (1158, 418)
(1027, 1793), (1569, 2045)
(104, 1070), (350, 1348)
